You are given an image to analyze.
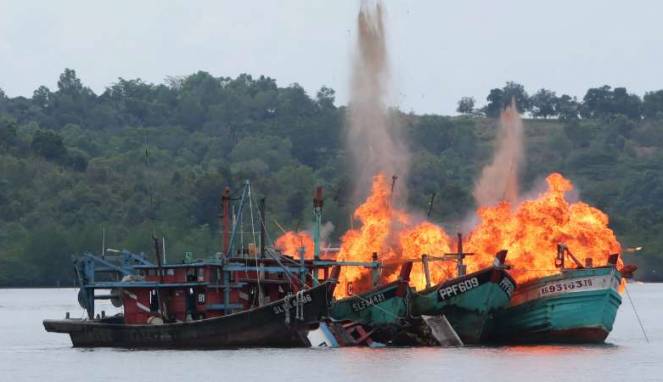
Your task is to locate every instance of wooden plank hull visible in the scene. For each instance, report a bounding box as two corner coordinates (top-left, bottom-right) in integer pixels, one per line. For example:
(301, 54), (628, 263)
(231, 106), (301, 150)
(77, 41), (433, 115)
(328, 281), (409, 345)
(411, 267), (515, 344)
(43, 282), (332, 349)
(484, 267), (622, 344)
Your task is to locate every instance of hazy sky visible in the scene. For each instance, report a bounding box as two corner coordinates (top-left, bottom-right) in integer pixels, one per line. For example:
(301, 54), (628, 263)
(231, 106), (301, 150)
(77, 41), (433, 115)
(1, 0), (662, 114)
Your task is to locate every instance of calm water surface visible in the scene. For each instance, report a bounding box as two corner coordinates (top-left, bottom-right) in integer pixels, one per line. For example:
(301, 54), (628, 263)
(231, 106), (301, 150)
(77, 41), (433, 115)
(1, 284), (662, 381)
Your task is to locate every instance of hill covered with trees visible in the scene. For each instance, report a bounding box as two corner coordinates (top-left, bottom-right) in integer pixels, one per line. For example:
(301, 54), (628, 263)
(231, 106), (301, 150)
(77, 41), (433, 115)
(1, 70), (662, 285)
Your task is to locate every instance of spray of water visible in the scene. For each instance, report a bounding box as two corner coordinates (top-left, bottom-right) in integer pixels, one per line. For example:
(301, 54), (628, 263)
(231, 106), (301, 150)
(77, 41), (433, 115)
(345, 1), (409, 203)
(473, 98), (525, 207)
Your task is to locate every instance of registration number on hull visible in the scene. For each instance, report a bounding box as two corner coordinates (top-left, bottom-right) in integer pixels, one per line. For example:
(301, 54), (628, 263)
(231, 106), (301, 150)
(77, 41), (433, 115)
(438, 277), (479, 301)
(540, 278), (593, 296)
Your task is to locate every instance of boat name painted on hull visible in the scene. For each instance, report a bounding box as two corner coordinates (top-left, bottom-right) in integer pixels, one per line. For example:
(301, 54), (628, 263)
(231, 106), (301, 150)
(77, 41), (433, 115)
(272, 294), (313, 314)
(352, 293), (386, 312)
(347, 287), (398, 312)
(438, 277), (479, 301)
(540, 278), (592, 296)
(499, 277), (515, 297)
(511, 273), (620, 307)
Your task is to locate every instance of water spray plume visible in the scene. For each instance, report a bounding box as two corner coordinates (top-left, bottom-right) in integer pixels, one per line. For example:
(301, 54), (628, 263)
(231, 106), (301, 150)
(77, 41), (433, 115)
(473, 98), (524, 207)
(346, 1), (409, 202)
(274, 4), (624, 299)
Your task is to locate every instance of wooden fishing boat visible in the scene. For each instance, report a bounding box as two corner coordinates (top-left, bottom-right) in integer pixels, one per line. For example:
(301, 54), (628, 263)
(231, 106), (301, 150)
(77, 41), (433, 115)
(484, 247), (633, 344)
(44, 280), (332, 348)
(44, 183), (335, 349)
(411, 249), (516, 344)
(326, 262), (414, 345)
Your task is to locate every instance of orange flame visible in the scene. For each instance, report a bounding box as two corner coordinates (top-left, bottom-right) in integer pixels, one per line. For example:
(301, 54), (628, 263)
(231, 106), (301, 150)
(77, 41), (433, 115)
(274, 231), (314, 259)
(465, 173), (622, 284)
(274, 172), (623, 297)
(335, 174), (454, 296)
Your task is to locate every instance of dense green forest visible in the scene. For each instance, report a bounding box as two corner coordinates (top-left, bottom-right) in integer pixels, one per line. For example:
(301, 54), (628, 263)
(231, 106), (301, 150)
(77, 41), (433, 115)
(1, 70), (662, 286)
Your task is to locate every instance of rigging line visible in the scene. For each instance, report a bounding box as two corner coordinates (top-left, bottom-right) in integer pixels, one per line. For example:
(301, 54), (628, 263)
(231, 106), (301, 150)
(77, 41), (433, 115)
(264, 247), (307, 289)
(247, 185), (263, 303)
(239, 200), (244, 259)
(272, 218), (289, 235)
(247, 183), (258, 245)
(259, 209), (308, 270)
(265, 218), (304, 265)
(624, 283), (649, 343)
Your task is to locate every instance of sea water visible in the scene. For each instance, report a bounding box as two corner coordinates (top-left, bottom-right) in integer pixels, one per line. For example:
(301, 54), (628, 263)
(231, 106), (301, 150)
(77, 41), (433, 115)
(1, 284), (661, 381)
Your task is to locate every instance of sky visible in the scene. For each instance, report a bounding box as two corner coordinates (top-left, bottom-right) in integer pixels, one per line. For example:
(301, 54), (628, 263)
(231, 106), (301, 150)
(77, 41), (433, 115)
(1, 0), (663, 115)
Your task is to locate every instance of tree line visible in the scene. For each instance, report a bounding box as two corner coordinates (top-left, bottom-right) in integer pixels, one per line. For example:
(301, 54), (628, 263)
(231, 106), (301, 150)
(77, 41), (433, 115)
(0, 69), (662, 285)
(457, 81), (663, 120)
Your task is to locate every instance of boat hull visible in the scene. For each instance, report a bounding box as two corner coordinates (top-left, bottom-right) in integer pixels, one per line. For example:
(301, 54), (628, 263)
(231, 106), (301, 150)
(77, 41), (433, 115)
(485, 267), (622, 344)
(328, 281), (409, 345)
(411, 267), (515, 344)
(44, 282), (332, 349)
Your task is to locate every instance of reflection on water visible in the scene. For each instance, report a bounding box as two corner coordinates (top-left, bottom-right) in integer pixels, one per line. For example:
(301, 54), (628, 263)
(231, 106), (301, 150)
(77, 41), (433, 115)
(1, 284), (662, 381)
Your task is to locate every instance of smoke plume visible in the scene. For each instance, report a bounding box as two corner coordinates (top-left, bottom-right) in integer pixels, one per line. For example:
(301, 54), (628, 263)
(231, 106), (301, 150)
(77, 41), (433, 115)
(346, 1), (409, 203)
(473, 99), (525, 207)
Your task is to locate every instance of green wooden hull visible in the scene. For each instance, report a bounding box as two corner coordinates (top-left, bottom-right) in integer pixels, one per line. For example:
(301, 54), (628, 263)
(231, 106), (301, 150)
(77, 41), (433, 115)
(485, 267), (622, 344)
(329, 281), (409, 343)
(412, 266), (515, 344)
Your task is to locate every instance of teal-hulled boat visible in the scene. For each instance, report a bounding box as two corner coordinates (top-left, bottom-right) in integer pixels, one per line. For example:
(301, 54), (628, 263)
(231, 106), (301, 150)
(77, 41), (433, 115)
(485, 247), (624, 344)
(411, 250), (516, 344)
(486, 266), (622, 344)
(327, 262), (413, 345)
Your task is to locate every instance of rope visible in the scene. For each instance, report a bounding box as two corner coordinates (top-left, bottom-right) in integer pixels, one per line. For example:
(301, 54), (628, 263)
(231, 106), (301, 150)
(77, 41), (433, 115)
(296, 290), (305, 320)
(284, 293), (291, 324)
(624, 283), (649, 343)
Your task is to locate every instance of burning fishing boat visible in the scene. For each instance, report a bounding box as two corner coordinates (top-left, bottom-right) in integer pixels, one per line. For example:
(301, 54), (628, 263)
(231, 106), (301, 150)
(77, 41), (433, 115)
(278, 181), (517, 346)
(323, 261), (414, 346)
(409, 239), (515, 344)
(464, 172), (637, 344)
(484, 246), (634, 344)
(44, 182), (334, 348)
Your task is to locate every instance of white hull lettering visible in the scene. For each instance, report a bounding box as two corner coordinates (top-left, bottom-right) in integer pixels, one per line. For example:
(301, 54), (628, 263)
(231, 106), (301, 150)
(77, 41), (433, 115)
(272, 294), (313, 315)
(438, 277), (480, 301)
(499, 278), (515, 297)
(351, 293), (386, 312)
(509, 273), (620, 307)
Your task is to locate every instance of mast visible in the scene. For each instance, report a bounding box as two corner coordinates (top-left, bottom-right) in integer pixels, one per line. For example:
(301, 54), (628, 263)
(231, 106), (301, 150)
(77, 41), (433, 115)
(259, 197), (266, 258)
(444, 233), (473, 277)
(221, 187), (231, 256)
(456, 233), (466, 276)
(152, 236), (168, 320)
(313, 186), (323, 261)
(226, 181), (249, 258)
